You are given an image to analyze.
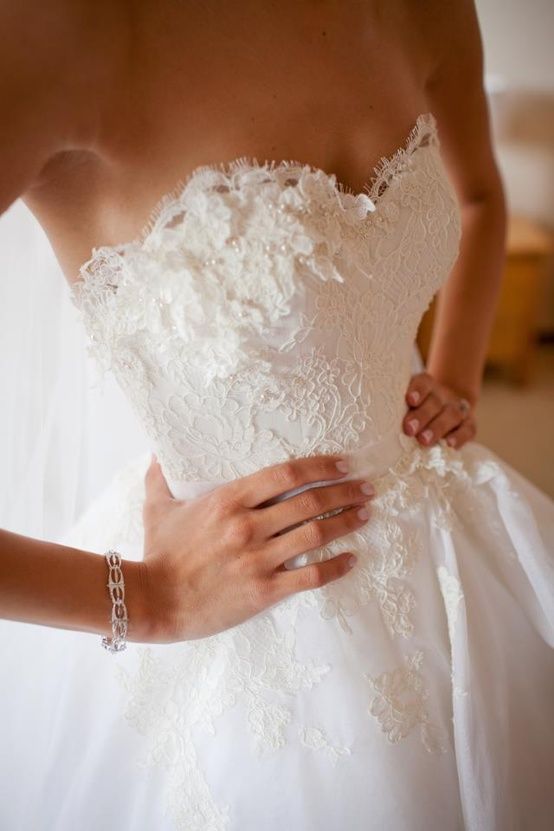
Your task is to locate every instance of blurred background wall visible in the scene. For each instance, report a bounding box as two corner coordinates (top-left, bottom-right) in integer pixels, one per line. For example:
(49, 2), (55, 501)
(479, 0), (554, 331)
(476, 0), (554, 496)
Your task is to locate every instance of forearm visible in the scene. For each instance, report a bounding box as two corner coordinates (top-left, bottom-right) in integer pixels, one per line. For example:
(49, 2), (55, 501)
(426, 186), (507, 404)
(0, 527), (150, 643)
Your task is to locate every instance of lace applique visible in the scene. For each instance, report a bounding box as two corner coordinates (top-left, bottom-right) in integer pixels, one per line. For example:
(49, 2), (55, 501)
(366, 651), (448, 754)
(299, 726), (352, 766)
(115, 649), (230, 831)
(437, 564), (468, 701)
(308, 496), (422, 638)
(70, 111), (462, 485)
(114, 613), (333, 829)
(437, 566), (465, 644)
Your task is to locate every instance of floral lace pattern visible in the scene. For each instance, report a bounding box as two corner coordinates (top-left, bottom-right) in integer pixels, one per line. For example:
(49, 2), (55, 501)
(366, 651), (448, 754)
(437, 566), (465, 645)
(71, 112), (462, 486)
(299, 726), (353, 766)
(66, 111), (470, 828)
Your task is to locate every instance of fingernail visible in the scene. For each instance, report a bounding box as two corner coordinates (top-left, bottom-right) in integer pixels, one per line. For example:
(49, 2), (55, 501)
(348, 554), (358, 568)
(446, 435), (456, 447)
(357, 507), (369, 521)
(360, 481), (375, 495)
(407, 419), (419, 435)
(409, 391), (420, 405)
(336, 459), (349, 473)
(151, 452), (157, 463)
(421, 429), (433, 443)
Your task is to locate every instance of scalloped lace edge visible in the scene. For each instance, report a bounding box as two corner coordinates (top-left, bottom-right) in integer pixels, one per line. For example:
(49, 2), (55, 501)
(72, 110), (438, 296)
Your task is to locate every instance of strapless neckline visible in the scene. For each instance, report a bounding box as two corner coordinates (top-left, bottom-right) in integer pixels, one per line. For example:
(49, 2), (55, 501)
(72, 111), (439, 293)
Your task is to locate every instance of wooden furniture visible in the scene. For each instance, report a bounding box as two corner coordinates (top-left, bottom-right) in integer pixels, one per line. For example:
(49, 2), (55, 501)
(417, 215), (553, 383)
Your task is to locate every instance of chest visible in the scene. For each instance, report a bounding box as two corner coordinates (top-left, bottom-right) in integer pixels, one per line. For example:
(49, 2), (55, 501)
(25, 1), (436, 284)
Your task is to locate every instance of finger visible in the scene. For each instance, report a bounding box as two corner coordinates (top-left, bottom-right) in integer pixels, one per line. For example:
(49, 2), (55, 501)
(444, 419), (477, 449)
(264, 503), (370, 569)
(270, 550), (357, 601)
(417, 402), (465, 446)
(405, 372), (435, 407)
(144, 454), (174, 506)
(403, 391), (444, 437)
(255, 477), (375, 539)
(232, 453), (351, 508)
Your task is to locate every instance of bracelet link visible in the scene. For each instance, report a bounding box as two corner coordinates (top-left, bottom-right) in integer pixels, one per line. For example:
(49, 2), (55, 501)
(101, 549), (129, 653)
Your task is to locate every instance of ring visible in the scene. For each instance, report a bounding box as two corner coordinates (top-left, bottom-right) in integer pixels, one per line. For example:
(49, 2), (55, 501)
(312, 507), (344, 522)
(457, 397), (471, 416)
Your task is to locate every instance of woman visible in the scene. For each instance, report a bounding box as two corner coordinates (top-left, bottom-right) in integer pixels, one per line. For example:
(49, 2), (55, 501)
(1, 1), (553, 829)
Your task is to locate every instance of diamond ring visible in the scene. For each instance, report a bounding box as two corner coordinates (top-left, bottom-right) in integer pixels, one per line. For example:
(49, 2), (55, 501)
(457, 397), (471, 417)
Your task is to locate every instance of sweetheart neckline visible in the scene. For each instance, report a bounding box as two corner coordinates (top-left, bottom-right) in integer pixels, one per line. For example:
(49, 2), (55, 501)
(72, 110), (439, 295)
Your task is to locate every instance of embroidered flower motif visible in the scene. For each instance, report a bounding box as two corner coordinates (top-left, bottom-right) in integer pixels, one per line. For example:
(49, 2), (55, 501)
(299, 726), (352, 766)
(437, 566), (465, 644)
(114, 614), (332, 830)
(366, 651), (448, 754)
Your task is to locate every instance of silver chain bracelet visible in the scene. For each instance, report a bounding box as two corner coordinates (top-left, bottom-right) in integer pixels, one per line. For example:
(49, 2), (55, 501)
(101, 550), (129, 653)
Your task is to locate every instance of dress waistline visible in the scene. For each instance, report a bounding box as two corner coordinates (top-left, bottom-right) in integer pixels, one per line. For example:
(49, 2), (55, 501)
(164, 427), (414, 503)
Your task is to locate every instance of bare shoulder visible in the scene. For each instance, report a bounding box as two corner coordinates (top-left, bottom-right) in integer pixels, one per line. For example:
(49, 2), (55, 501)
(404, 0), (482, 73)
(0, 0), (127, 212)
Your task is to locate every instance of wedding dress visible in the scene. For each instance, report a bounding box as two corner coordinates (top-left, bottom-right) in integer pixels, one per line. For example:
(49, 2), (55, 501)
(1, 111), (553, 831)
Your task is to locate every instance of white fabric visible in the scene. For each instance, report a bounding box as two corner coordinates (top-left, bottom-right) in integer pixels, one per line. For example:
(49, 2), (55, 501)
(1, 111), (553, 830)
(0, 201), (150, 540)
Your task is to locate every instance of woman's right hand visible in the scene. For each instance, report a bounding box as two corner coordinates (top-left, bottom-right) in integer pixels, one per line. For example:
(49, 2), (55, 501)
(140, 453), (376, 643)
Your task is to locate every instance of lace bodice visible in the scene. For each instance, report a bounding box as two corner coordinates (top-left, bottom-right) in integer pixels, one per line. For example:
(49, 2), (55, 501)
(71, 112), (462, 491)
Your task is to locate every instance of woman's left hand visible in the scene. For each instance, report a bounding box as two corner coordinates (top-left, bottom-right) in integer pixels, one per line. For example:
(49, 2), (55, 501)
(402, 371), (477, 450)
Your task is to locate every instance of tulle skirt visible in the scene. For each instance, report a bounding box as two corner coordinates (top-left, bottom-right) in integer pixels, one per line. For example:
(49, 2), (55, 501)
(1, 435), (553, 831)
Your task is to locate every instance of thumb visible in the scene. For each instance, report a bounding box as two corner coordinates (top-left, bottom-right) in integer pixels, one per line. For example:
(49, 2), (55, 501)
(144, 453), (174, 505)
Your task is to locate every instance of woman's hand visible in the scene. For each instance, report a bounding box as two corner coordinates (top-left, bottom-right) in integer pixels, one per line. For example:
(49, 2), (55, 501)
(140, 453), (376, 644)
(402, 371), (477, 450)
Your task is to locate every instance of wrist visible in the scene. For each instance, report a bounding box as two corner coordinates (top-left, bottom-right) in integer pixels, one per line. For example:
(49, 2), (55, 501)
(121, 559), (156, 644)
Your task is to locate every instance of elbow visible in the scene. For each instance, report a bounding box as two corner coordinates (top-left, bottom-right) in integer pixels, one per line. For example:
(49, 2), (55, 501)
(460, 166), (507, 217)
(459, 175), (508, 239)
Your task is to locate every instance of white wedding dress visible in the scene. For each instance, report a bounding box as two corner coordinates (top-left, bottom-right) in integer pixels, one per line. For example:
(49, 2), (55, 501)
(1, 112), (553, 831)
